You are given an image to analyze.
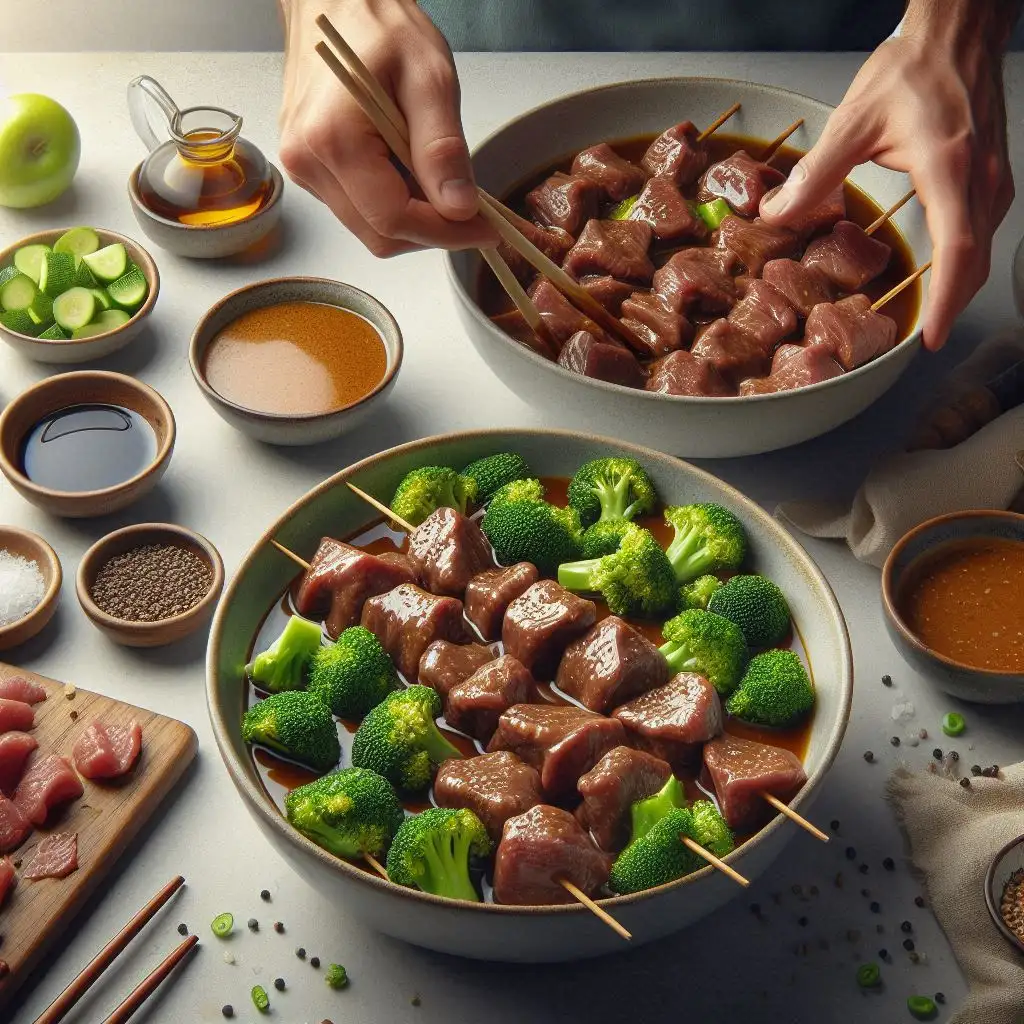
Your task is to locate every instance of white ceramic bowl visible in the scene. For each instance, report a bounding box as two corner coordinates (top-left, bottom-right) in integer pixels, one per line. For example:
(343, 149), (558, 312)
(446, 78), (930, 457)
(207, 428), (853, 962)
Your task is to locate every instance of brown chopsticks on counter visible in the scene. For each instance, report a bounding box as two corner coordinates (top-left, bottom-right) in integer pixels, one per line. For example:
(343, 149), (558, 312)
(97, 934), (199, 1024)
(34, 875), (189, 1024)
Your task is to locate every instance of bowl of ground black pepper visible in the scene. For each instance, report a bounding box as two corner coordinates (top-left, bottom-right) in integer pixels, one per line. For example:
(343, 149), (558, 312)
(985, 833), (1024, 955)
(0, 526), (62, 651)
(76, 523), (223, 647)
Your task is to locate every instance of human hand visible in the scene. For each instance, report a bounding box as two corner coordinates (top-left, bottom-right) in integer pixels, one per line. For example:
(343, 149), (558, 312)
(759, 1), (1016, 351)
(278, 0), (498, 256)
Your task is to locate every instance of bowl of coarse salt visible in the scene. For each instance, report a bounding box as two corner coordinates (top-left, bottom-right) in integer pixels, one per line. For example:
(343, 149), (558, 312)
(0, 526), (62, 651)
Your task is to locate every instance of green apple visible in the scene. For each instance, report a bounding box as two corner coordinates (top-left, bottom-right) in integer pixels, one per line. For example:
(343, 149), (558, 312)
(0, 94), (81, 209)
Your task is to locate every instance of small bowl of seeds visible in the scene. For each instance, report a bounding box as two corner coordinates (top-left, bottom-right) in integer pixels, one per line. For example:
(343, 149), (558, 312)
(0, 526), (62, 651)
(985, 833), (1024, 956)
(76, 523), (223, 647)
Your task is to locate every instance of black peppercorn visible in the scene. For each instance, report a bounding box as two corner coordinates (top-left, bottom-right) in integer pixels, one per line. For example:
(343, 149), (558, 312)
(901, 921), (912, 933)
(935, 993), (945, 1004)
(861, 888), (870, 897)
(859, 864), (869, 875)
(932, 748), (943, 759)
(296, 947), (306, 959)
(830, 819), (840, 831)
(274, 921), (284, 933)
(882, 674), (892, 687)
(891, 736), (901, 746)
(222, 1005), (234, 1018)
(310, 956), (320, 969)
(883, 857), (895, 871)
(177, 923), (187, 936)
(879, 949), (889, 960)
(863, 751), (875, 762)
(274, 978), (285, 992)
(870, 901), (881, 913)
(915, 896), (926, 908)
(247, 918), (258, 932)
(950, 750), (959, 761)
(260, 889), (271, 902)
(960, 777), (971, 789)
(903, 938), (915, 951)
(971, 764), (982, 776)
(846, 846), (857, 860)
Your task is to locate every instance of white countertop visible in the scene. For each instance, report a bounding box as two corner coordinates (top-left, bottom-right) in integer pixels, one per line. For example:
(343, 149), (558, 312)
(2, 50), (1023, 1023)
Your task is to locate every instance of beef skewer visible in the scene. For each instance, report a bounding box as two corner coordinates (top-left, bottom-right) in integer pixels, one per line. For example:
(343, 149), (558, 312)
(866, 188), (917, 235)
(697, 102), (742, 141)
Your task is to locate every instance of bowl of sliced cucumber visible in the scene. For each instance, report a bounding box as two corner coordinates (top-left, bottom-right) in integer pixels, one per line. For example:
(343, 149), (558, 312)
(0, 226), (159, 365)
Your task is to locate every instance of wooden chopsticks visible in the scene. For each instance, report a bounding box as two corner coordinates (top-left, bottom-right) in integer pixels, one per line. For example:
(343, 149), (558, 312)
(33, 876), (191, 1024)
(98, 935), (198, 1024)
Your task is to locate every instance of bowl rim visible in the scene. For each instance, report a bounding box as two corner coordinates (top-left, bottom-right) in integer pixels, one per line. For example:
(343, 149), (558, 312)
(188, 275), (404, 423)
(881, 509), (1024, 678)
(444, 74), (924, 407)
(983, 832), (1024, 955)
(207, 426), (854, 917)
(76, 521), (225, 637)
(0, 370), (176, 504)
(128, 161), (284, 233)
(0, 227), (160, 347)
(0, 525), (63, 642)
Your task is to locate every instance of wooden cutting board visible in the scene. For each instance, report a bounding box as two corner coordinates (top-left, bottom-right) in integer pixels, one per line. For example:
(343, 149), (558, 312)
(0, 661), (197, 1010)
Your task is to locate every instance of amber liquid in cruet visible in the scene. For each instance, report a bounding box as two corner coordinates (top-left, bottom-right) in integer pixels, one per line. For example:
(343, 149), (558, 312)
(137, 129), (272, 227)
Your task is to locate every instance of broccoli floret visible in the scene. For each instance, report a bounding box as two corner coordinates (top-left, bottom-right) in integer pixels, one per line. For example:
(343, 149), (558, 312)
(630, 775), (685, 843)
(386, 807), (492, 901)
(391, 466), (477, 527)
(307, 626), (400, 719)
(285, 767), (404, 858)
(659, 608), (749, 696)
(558, 524), (677, 618)
(707, 574), (791, 649)
(351, 685), (462, 791)
(690, 799), (734, 858)
(245, 615), (323, 694)
(580, 518), (633, 559)
(241, 690), (340, 772)
(460, 452), (530, 500)
(608, 807), (703, 895)
(488, 476), (546, 509)
(679, 574), (723, 612)
(726, 648), (815, 727)
(324, 963), (349, 989)
(664, 503), (748, 584)
(567, 457), (658, 527)
(481, 496), (582, 575)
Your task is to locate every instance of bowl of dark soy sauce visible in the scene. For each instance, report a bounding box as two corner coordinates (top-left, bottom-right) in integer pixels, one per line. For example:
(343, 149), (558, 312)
(0, 370), (175, 517)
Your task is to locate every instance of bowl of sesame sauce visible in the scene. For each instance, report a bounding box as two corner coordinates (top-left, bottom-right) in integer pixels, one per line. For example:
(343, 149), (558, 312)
(882, 511), (1024, 703)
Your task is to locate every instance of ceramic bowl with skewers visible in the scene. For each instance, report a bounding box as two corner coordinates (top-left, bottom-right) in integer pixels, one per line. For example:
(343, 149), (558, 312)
(207, 428), (853, 962)
(446, 78), (930, 458)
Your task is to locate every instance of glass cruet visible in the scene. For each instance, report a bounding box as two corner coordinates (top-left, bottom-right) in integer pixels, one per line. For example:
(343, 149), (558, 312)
(127, 75), (273, 227)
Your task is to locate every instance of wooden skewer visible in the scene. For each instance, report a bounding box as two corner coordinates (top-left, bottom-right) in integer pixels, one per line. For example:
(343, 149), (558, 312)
(270, 537), (310, 571)
(479, 247), (554, 352)
(697, 102), (742, 142)
(761, 119), (804, 163)
(872, 261), (931, 312)
(33, 876), (186, 1024)
(98, 934), (199, 1024)
(761, 793), (829, 842)
(866, 188), (916, 235)
(346, 481), (416, 532)
(364, 852), (389, 879)
(558, 879), (632, 940)
(681, 837), (750, 886)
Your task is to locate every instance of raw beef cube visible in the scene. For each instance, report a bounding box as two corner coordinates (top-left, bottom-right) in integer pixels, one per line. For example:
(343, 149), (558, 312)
(487, 704), (626, 798)
(407, 508), (495, 597)
(576, 745), (672, 852)
(653, 250), (736, 316)
(578, 275), (634, 315)
(24, 831), (78, 880)
(698, 150), (785, 218)
(72, 720), (142, 780)
(727, 280), (797, 349)
(555, 616), (669, 712)
(445, 655), (536, 744)
(621, 290), (693, 358)
(805, 294), (898, 371)
(691, 318), (775, 385)
(762, 258), (835, 317)
(418, 641), (495, 702)
(613, 672), (723, 767)
(360, 584), (466, 681)
(802, 220), (892, 291)
(558, 331), (647, 389)
(644, 350), (733, 397)
(716, 215), (799, 276)
(641, 121), (708, 185)
(0, 794), (31, 853)
(563, 219), (655, 283)
(0, 675), (47, 704)
(493, 804), (612, 905)
(490, 309), (557, 361)
(702, 733), (807, 833)
(739, 343), (845, 395)
(465, 563), (540, 642)
(503, 581), (597, 679)
(0, 731), (38, 794)
(497, 209), (575, 285)
(526, 172), (601, 236)
(529, 278), (605, 350)
(629, 177), (706, 242)
(13, 754), (84, 827)
(434, 751), (544, 841)
(0, 698), (34, 735)
(571, 143), (647, 201)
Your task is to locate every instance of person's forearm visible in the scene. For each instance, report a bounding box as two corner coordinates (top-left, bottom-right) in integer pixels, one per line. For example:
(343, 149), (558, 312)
(902, 0), (1022, 53)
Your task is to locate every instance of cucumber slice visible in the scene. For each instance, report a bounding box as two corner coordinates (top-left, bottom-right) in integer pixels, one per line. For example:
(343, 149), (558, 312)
(52, 287), (97, 331)
(106, 267), (148, 310)
(0, 265), (23, 288)
(90, 288), (112, 311)
(37, 323), (70, 341)
(38, 251), (77, 298)
(97, 309), (131, 329)
(71, 257), (98, 289)
(0, 273), (39, 312)
(0, 308), (39, 335)
(53, 227), (101, 258)
(13, 243), (52, 284)
(71, 321), (114, 340)
(82, 243), (127, 284)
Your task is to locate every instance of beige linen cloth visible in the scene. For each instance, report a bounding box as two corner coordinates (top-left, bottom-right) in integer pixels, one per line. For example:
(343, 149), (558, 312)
(888, 765), (1024, 1024)
(778, 330), (1024, 567)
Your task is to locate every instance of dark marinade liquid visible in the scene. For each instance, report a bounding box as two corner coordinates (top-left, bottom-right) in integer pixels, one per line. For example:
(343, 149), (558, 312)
(20, 404), (157, 493)
(479, 131), (921, 344)
(246, 478), (813, 889)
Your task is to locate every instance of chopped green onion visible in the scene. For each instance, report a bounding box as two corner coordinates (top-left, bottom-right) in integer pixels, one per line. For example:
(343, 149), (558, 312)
(907, 995), (937, 1020)
(211, 912), (234, 938)
(856, 962), (881, 988)
(941, 712), (965, 737)
(251, 985), (270, 1013)
(608, 195), (638, 220)
(695, 198), (731, 230)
